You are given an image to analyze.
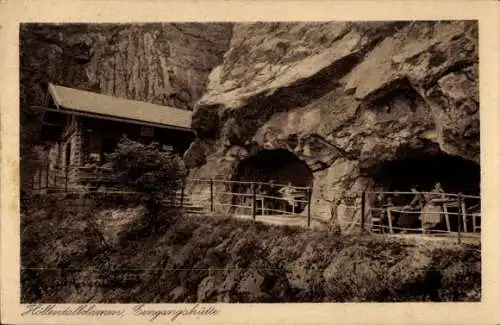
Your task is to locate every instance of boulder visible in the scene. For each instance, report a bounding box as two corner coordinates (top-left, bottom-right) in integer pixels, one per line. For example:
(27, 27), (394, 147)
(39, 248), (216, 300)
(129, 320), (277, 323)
(286, 242), (327, 291)
(93, 205), (149, 247)
(183, 138), (213, 169)
(197, 276), (217, 302)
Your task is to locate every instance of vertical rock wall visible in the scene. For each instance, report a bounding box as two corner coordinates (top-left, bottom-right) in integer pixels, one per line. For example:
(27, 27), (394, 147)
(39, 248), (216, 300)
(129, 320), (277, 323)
(21, 22), (481, 231)
(21, 23), (233, 111)
(86, 23), (233, 109)
(187, 21), (480, 229)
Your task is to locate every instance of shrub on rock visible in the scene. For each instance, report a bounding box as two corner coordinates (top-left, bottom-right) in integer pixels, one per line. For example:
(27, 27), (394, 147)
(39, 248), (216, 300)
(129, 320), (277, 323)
(106, 136), (187, 227)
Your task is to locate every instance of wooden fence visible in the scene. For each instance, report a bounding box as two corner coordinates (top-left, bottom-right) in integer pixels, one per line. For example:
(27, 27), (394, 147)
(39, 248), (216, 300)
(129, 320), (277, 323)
(171, 178), (481, 241)
(362, 190), (481, 236)
(178, 177), (315, 226)
(29, 165), (118, 193)
(27, 167), (481, 242)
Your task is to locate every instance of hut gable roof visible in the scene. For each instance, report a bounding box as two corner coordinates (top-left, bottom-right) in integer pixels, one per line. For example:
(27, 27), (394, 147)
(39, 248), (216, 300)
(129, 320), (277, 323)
(47, 83), (193, 130)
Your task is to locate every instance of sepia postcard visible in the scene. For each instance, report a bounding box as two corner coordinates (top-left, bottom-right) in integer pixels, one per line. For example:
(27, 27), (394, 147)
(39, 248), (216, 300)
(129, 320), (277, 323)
(1, 0), (500, 324)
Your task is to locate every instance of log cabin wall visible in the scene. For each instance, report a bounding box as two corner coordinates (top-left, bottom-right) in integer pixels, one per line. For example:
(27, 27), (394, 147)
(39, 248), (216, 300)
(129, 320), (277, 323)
(33, 113), (195, 192)
(80, 116), (195, 165)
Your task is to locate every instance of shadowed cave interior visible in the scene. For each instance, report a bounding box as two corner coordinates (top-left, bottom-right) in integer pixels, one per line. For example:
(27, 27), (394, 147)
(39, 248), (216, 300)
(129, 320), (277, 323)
(368, 151), (481, 231)
(231, 149), (314, 214)
(229, 147), (480, 227)
(370, 152), (480, 196)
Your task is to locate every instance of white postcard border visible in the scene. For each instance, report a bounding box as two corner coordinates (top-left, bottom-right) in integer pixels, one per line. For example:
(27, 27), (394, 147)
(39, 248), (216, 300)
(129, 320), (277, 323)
(1, 1), (499, 324)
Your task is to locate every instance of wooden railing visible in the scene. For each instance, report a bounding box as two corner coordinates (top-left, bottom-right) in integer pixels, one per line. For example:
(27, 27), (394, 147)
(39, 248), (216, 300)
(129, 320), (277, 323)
(30, 165), (118, 192)
(170, 178), (480, 240)
(28, 168), (481, 241)
(177, 179), (481, 241)
(169, 177), (315, 226)
(358, 190), (481, 244)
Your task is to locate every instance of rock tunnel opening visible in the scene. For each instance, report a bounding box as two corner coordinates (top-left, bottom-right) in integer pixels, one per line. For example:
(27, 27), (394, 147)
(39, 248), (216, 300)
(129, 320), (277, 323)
(231, 149), (314, 215)
(371, 153), (480, 196)
(369, 152), (480, 232)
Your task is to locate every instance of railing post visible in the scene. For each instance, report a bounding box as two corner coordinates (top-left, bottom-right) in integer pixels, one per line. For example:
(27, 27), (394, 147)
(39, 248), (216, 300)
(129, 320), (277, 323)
(443, 203), (451, 232)
(387, 206), (394, 234)
(361, 191), (366, 233)
(457, 193), (463, 244)
(210, 178), (214, 212)
(460, 194), (468, 233)
(472, 212), (477, 233)
(251, 183), (256, 222)
(307, 187), (312, 228)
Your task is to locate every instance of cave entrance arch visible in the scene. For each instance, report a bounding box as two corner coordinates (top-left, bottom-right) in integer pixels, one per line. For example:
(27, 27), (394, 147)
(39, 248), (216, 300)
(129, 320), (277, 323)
(369, 151), (480, 232)
(231, 148), (314, 215)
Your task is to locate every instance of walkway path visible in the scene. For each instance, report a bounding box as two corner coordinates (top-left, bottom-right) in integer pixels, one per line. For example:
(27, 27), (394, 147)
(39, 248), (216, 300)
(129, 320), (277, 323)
(232, 213), (327, 229)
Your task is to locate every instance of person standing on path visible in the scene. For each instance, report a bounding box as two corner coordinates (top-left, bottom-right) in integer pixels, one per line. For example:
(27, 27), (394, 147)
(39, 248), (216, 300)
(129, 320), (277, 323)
(420, 182), (445, 233)
(279, 182), (297, 214)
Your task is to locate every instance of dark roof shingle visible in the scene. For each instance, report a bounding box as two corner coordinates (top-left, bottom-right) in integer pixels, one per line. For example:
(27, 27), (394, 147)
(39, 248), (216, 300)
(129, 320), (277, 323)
(48, 83), (193, 130)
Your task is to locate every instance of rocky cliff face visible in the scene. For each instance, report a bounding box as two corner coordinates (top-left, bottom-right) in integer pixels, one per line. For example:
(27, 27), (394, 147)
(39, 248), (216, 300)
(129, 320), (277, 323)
(186, 21), (480, 227)
(21, 22), (480, 228)
(22, 200), (481, 303)
(20, 23), (232, 183)
(86, 23), (233, 109)
(21, 23), (233, 111)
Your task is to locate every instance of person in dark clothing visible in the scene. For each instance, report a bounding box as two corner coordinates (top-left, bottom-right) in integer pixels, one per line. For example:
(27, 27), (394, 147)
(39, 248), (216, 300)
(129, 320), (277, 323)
(264, 180), (279, 213)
